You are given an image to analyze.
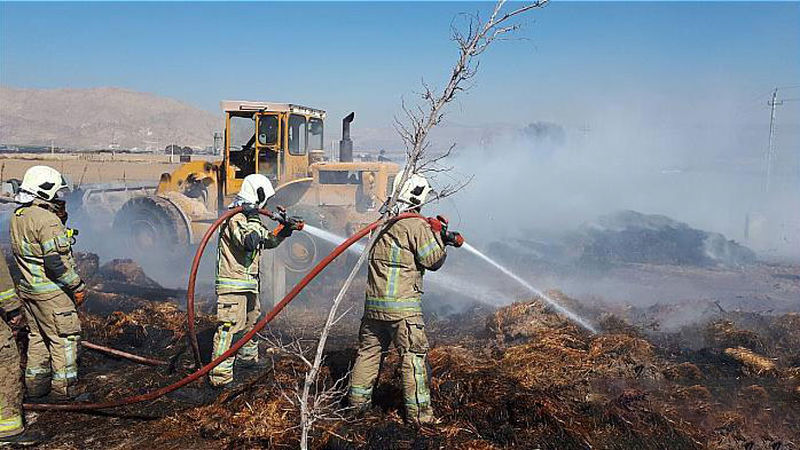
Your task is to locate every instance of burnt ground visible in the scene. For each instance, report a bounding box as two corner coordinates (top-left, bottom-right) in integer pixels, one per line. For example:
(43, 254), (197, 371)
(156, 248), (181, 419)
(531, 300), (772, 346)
(11, 255), (800, 449)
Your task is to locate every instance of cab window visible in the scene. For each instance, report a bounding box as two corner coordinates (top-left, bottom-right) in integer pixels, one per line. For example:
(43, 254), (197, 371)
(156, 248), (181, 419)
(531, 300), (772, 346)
(309, 117), (323, 150)
(319, 170), (362, 185)
(258, 115), (279, 145)
(288, 114), (307, 156)
(228, 115), (256, 178)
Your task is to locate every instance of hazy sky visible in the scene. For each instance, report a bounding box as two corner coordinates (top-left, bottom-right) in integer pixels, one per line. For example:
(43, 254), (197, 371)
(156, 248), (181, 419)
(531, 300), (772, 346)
(1, 2), (798, 255)
(2, 1), (798, 134)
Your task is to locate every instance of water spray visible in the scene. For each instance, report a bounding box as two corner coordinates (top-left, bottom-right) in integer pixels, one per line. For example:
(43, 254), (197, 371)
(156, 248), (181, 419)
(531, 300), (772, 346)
(303, 224), (514, 306)
(461, 243), (597, 333)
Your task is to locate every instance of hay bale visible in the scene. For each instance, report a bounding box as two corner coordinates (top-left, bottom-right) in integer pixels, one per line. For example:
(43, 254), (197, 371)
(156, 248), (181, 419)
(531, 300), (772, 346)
(501, 329), (589, 389)
(723, 347), (776, 376)
(486, 299), (572, 348)
(96, 258), (161, 288)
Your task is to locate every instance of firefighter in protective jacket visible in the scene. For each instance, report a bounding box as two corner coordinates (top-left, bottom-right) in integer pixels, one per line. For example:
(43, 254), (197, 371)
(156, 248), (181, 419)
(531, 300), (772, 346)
(0, 253), (46, 445)
(349, 173), (463, 425)
(0, 253), (24, 440)
(208, 174), (302, 387)
(9, 165), (86, 400)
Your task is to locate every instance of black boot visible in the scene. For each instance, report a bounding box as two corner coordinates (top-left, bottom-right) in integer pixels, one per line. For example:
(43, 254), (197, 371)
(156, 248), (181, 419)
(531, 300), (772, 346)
(0, 429), (48, 446)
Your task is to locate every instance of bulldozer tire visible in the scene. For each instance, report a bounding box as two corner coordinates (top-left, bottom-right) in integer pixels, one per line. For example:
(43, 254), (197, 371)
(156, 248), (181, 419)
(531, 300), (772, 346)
(113, 196), (191, 255)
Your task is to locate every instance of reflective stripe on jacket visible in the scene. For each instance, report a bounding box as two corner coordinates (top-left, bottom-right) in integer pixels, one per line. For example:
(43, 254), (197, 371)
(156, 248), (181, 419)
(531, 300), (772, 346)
(0, 253), (20, 313)
(9, 201), (82, 300)
(215, 211), (283, 294)
(364, 217), (446, 321)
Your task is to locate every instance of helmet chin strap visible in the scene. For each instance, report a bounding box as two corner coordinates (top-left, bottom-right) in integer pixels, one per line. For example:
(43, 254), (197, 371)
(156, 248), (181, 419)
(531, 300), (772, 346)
(256, 187), (267, 208)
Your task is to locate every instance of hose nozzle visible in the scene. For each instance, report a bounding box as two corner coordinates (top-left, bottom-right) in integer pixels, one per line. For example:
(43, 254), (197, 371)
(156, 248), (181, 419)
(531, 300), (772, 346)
(270, 206), (305, 231)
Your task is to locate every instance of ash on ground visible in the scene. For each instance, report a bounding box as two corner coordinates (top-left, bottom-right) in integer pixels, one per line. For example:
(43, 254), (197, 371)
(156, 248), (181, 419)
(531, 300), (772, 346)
(17, 252), (799, 449)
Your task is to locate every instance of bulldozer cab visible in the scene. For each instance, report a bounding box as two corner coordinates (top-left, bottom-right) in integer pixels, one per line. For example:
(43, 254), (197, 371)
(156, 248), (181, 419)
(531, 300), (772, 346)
(222, 101), (325, 203)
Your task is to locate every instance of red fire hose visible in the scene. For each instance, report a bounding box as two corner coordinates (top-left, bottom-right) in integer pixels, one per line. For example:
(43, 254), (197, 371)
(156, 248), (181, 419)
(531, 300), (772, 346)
(24, 209), (419, 411)
(81, 341), (168, 367)
(185, 207), (265, 366)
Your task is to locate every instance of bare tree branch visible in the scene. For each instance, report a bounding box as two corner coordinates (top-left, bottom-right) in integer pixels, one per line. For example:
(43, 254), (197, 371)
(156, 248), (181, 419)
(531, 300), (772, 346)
(297, 1), (548, 447)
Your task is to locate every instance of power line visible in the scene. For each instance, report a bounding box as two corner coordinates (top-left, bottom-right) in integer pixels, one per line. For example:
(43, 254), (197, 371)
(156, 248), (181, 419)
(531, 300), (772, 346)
(763, 87), (797, 194)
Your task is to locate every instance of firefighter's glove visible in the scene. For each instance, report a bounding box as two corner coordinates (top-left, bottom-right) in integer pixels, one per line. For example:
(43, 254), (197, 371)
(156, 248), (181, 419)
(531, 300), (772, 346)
(442, 230), (464, 248)
(271, 216), (303, 239)
(242, 204), (261, 220)
(5, 307), (25, 335)
(285, 215), (305, 233)
(72, 281), (87, 307)
(427, 215), (449, 233)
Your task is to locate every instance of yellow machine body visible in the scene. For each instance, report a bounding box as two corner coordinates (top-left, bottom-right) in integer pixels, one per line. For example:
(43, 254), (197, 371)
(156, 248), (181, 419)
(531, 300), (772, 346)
(115, 100), (399, 299)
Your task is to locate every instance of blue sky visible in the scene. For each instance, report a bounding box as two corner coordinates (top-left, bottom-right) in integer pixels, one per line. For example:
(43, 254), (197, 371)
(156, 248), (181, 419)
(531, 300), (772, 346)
(2, 1), (797, 133)
(2, 1), (799, 252)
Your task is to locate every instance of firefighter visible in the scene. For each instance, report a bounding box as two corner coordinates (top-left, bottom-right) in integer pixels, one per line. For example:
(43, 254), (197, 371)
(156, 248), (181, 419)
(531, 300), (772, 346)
(10, 166), (86, 400)
(208, 174), (303, 387)
(348, 173), (463, 425)
(1, 251), (45, 445)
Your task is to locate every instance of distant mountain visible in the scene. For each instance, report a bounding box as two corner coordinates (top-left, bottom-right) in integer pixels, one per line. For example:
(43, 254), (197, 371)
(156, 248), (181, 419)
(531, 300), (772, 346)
(0, 86), (219, 150)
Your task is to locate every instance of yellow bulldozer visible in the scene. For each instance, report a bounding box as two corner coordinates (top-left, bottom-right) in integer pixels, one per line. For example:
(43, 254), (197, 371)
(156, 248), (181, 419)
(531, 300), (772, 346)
(113, 100), (399, 299)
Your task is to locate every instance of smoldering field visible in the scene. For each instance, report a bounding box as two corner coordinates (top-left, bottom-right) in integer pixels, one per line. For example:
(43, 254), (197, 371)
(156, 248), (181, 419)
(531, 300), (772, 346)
(423, 107), (800, 320)
(4, 106), (800, 448)
(24, 108), (800, 328)
(46, 121), (799, 447)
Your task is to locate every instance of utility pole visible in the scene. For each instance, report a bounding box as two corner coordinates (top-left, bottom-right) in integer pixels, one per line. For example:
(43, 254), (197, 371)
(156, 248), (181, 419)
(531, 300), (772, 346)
(762, 86), (800, 193)
(764, 88), (782, 194)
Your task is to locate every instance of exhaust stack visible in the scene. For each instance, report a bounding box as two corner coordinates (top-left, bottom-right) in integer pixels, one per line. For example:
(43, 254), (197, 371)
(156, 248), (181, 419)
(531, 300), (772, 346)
(339, 112), (354, 162)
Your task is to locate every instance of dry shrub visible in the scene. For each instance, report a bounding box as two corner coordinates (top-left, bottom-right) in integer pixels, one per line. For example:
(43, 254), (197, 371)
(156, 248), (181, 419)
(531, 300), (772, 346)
(723, 347), (776, 376)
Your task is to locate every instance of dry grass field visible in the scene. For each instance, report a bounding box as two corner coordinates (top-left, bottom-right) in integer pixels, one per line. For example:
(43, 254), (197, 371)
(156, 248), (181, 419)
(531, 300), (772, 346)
(0, 152), (205, 185)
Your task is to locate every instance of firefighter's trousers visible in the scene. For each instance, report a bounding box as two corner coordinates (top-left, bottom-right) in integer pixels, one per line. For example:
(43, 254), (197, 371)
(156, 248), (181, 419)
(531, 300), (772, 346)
(0, 321), (23, 437)
(21, 292), (80, 398)
(208, 292), (261, 387)
(349, 316), (434, 422)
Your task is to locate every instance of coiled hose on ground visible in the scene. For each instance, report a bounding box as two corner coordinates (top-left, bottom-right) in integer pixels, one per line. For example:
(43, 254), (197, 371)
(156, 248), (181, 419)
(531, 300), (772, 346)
(24, 208), (417, 411)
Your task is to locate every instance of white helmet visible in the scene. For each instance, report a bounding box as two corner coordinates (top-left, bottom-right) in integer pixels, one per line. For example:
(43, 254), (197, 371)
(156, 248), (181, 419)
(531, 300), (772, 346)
(236, 174), (275, 209)
(392, 172), (431, 211)
(20, 165), (68, 201)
